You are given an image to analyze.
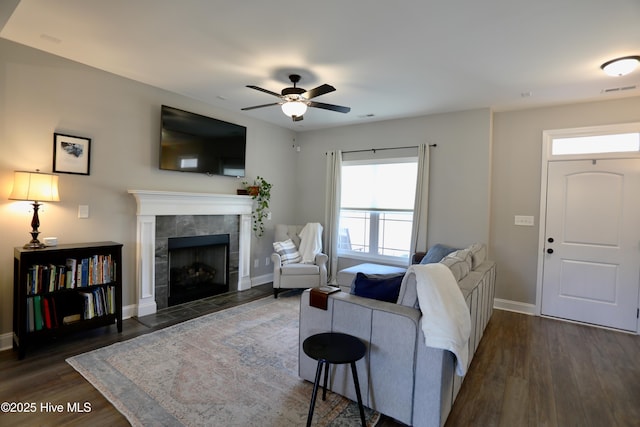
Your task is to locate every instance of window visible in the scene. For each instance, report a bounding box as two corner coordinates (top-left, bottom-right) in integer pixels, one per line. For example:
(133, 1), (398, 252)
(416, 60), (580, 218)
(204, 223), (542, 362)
(552, 132), (640, 155)
(338, 158), (418, 262)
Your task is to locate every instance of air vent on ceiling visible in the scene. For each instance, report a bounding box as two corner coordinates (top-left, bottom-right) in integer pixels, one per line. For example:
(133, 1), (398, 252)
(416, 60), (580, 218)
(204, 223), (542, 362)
(601, 85), (637, 94)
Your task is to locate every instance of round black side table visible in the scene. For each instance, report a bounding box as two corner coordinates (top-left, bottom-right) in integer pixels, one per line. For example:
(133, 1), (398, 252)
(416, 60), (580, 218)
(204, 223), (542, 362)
(302, 332), (366, 427)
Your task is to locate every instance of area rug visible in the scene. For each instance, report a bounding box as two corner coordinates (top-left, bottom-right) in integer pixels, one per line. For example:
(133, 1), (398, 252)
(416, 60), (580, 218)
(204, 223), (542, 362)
(67, 295), (380, 426)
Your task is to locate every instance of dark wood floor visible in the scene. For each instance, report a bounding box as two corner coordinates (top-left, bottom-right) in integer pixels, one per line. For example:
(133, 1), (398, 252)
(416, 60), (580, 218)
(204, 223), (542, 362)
(445, 310), (640, 427)
(2, 293), (639, 426)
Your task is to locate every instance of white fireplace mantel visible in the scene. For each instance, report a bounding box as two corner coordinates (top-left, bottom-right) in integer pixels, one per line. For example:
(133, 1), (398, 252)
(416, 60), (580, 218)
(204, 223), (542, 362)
(129, 190), (253, 316)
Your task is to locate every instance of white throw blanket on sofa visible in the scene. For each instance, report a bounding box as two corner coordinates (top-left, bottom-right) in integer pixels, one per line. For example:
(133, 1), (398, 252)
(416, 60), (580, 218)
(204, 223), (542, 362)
(412, 263), (471, 376)
(298, 223), (323, 263)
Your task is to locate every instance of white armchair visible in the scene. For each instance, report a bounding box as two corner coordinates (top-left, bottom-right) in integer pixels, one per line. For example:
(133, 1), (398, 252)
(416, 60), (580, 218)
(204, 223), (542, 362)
(271, 224), (328, 298)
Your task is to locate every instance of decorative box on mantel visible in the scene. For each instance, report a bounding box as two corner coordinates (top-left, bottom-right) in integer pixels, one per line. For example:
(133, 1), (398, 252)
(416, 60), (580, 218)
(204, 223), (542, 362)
(128, 190), (253, 316)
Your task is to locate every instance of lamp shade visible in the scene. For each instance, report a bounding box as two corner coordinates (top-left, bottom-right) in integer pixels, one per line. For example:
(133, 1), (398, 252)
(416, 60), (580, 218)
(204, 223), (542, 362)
(601, 56), (640, 77)
(9, 170), (60, 202)
(281, 101), (308, 117)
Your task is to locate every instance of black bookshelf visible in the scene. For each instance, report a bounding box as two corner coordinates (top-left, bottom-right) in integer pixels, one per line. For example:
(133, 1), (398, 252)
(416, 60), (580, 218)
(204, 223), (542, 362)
(13, 241), (123, 359)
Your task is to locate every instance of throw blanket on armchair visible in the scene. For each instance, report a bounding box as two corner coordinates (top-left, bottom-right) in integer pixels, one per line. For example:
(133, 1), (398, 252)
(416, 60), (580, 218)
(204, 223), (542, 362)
(411, 263), (471, 376)
(299, 222), (323, 263)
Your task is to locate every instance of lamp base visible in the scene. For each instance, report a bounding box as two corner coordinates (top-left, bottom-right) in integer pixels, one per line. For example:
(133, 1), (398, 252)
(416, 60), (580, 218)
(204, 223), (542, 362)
(24, 215), (46, 249)
(22, 236), (47, 249)
(23, 240), (47, 250)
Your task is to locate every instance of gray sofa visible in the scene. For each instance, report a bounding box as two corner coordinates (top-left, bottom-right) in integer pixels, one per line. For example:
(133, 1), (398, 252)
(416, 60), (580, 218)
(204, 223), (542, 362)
(298, 244), (495, 427)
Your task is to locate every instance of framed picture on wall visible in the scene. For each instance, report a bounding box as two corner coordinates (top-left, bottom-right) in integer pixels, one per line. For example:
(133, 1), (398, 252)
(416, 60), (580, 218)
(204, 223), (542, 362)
(53, 133), (91, 175)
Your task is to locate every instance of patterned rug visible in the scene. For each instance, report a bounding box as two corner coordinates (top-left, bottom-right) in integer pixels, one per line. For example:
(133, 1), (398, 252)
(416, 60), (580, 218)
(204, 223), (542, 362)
(67, 295), (380, 426)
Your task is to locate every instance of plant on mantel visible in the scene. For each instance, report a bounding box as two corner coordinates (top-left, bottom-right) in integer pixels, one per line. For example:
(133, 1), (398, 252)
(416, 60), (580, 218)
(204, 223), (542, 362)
(242, 176), (272, 237)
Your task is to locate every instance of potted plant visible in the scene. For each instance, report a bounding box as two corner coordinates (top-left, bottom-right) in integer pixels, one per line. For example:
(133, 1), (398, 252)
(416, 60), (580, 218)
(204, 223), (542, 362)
(242, 176), (272, 237)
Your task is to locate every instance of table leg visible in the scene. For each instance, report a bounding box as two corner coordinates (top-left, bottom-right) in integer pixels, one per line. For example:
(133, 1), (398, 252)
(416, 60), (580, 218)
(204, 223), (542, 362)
(322, 361), (330, 400)
(307, 360), (325, 427)
(350, 361), (366, 427)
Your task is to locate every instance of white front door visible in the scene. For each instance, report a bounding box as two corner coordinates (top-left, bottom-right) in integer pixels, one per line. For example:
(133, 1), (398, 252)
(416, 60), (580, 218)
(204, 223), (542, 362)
(541, 158), (640, 331)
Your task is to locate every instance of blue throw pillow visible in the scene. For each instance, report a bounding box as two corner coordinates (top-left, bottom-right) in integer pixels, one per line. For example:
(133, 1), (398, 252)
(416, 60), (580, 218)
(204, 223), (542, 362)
(419, 244), (458, 264)
(351, 272), (404, 303)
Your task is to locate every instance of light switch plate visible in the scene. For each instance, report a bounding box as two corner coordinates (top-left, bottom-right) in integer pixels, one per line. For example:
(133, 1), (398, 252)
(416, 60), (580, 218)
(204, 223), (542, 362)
(514, 215), (534, 226)
(78, 205), (89, 219)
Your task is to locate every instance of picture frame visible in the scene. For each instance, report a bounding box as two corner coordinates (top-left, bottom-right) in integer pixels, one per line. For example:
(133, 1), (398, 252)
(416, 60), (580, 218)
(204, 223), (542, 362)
(53, 133), (91, 175)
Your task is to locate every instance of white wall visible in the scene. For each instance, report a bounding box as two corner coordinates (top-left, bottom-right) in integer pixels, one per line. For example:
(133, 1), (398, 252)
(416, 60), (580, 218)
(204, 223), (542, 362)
(0, 39), (297, 337)
(491, 96), (640, 306)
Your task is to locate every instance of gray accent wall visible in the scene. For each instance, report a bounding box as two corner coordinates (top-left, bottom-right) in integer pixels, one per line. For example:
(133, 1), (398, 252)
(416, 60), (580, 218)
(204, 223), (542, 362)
(491, 97), (640, 306)
(294, 109), (493, 250)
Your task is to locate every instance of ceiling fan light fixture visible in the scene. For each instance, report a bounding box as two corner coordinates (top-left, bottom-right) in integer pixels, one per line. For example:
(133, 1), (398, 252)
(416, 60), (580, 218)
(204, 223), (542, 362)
(281, 101), (307, 117)
(600, 56), (640, 77)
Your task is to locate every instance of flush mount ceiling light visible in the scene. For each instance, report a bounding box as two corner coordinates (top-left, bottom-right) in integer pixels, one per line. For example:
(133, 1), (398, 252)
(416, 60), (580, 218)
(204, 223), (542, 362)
(600, 56), (640, 76)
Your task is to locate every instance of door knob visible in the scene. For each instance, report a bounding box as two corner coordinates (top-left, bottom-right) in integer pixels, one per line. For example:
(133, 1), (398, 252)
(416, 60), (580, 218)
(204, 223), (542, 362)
(547, 248), (554, 254)
(547, 237), (554, 243)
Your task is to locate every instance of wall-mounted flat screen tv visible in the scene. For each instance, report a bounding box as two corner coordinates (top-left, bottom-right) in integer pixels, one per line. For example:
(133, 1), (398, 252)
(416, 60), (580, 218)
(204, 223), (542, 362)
(159, 105), (247, 177)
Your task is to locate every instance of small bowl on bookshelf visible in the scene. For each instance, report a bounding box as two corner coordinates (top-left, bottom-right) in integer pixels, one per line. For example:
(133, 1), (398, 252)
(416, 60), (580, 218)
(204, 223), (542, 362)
(43, 237), (58, 247)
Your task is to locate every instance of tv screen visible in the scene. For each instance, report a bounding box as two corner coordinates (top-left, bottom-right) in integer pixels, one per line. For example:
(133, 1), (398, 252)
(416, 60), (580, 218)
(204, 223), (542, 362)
(159, 105), (247, 177)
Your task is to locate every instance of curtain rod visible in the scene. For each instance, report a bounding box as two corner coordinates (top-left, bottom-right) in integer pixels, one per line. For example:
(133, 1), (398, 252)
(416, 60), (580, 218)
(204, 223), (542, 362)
(327, 144), (437, 155)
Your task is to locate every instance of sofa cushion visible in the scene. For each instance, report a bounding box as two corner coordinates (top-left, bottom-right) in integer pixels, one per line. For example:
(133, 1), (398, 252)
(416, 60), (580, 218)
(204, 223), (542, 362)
(419, 244), (458, 264)
(337, 263), (407, 290)
(396, 272), (420, 309)
(440, 249), (471, 281)
(281, 263), (319, 275)
(467, 243), (487, 269)
(351, 272), (404, 303)
(273, 239), (302, 264)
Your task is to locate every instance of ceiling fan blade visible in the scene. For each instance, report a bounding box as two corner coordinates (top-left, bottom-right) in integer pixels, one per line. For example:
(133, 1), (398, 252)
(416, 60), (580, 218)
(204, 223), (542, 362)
(292, 115), (304, 122)
(308, 101), (351, 114)
(241, 102), (281, 111)
(303, 84), (336, 100)
(246, 85), (283, 98)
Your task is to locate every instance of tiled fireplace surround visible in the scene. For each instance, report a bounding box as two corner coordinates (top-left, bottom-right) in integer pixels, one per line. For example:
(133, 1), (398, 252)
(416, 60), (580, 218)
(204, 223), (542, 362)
(155, 215), (238, 310)
(129, 190), (253, 316)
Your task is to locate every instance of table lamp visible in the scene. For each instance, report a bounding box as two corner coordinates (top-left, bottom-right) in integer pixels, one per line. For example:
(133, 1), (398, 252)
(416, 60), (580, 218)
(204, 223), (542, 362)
(9, 170), (60, 249)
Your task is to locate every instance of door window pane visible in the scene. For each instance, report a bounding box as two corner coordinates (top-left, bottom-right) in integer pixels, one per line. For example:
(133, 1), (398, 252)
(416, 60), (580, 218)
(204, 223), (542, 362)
(552, 133), (640, 155)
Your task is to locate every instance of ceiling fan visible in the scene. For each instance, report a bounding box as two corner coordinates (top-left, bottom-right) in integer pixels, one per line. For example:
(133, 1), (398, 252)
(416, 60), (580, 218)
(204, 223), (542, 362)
(241, 74), (351, 121)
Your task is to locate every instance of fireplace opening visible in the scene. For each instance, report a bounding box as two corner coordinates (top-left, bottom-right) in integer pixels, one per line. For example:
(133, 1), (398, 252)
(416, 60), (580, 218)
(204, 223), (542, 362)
(168, 234), (229, 306)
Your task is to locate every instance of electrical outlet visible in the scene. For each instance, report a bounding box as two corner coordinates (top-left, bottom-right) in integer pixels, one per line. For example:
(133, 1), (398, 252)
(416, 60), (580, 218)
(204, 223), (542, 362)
(514, 215), (534, 226)
(254, 259), (259, 268)
(265, 257), (270, 266)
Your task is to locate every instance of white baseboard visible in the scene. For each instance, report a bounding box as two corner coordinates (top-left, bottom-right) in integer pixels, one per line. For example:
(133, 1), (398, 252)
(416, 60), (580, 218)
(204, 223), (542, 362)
(122, 304), (136, 320)
(251, 273), (273, 287)
(0, 332), (12, 352)
(494, 298), (536, 315)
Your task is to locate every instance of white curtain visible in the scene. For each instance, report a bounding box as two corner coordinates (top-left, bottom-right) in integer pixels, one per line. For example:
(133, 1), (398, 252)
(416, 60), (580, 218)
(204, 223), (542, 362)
(410, 143), (430, 257)
(324, 150), (342, 284)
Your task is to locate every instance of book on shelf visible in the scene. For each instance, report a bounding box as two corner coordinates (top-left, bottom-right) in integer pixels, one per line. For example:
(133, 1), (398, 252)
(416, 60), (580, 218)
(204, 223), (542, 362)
(25, 253), (115, 294)
(26, 295), (60, 331)
(65, 258), (77, 288)
(107, 285), (116, 314)
(79, 287), (111, 319)
(79, 291), (96, 319)
(26, 298), (34, 332)
(42, 297), (52, 329)
(33, 295), (43, 331)
(62, 313), (81, 325)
